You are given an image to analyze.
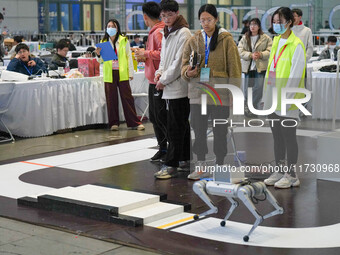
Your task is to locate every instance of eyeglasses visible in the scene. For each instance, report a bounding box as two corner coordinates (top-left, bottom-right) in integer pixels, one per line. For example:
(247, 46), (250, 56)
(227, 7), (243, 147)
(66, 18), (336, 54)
(17, 50), (28, 54)
(199, 19), (215, 25)
(161, 13), (176, 20)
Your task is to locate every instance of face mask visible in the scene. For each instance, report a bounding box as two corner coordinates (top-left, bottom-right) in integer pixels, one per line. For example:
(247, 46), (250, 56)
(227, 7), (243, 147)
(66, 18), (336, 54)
(328, 45), (336, 50)
(273, 23), (288, 35)
(106, 27), (117, 37)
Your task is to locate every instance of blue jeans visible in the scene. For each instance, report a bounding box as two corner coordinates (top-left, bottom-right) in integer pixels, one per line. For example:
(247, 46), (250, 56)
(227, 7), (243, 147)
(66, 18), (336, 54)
(244, 71), (266, 109)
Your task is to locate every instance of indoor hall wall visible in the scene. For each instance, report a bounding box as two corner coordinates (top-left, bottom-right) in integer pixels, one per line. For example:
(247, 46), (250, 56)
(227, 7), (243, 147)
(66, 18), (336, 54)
(0, 0), (38, 33)
(250, 0), (340, 33)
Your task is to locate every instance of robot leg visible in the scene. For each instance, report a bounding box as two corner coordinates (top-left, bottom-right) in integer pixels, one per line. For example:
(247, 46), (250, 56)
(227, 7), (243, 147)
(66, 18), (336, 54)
(220, 197), (239, 227)
(250, 182), (284, 219)
(192, 180), (218, 220)
(237, 186), (263, 242)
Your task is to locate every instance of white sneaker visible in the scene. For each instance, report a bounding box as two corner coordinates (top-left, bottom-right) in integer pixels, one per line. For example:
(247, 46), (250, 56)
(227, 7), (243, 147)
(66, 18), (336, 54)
(137, 124), (145, 131)
(187, 161), (211, 180)
(110, 125), (119, 131)
(264, 172), (284, 186)
(274, 173), (300, 189)
(154, 165), (178, 179)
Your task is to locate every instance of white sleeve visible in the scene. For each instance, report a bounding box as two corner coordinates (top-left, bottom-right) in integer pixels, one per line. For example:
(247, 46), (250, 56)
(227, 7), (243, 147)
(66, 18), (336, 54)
(285, 44), (305, 102)
(126, 42), (134, 78)
(306, 29), (314, 61)
(155, 35), (165, 77)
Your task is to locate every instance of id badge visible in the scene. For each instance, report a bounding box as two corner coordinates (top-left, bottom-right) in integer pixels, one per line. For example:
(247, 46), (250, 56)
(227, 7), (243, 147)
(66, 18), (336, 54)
(267, 71), (276, 86)
(112, 60), (119, 70)
(200, 67), (210, 82)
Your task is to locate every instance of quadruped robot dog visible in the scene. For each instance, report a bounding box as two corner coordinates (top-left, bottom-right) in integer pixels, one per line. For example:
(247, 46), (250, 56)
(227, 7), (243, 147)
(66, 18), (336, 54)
(193, 128), (284, 242)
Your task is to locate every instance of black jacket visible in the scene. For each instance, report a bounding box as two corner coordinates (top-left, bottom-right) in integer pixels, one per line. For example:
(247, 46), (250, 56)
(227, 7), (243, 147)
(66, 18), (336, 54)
(50, 53), (69, 70)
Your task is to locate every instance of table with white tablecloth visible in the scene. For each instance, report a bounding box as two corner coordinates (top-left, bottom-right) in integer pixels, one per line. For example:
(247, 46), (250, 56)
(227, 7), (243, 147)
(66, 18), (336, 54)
(306, 60), (336, 90)
(1, 76), (108, 137)
(311, 71), (340, 120)
(0, 72), (149, 137)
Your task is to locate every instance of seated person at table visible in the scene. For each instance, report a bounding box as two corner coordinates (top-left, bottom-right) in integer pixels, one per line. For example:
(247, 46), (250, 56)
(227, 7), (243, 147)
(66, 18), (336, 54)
(49, 40), (69, 70)
(64, 38), (76, 51)
(318, 36), (339, 61)
(8, 35), (24, 57)
(85, 46), (96, 58)
(130, 34), (141, 47)
(7, 43), (47, 75)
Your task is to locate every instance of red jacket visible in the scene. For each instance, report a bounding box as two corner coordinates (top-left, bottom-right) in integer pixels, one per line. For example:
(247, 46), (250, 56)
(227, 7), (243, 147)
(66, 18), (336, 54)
(144, 21), (165, 84)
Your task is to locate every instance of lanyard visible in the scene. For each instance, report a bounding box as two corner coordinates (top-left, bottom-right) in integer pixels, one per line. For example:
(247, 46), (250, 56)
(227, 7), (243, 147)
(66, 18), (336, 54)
(273, 45), (287, 69)
(204, 33), (210, 68)
(22, 63), (33, 75)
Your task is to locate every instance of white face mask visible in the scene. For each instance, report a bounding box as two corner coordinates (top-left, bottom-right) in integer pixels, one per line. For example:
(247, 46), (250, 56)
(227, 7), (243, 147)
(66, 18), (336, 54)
(328, 45), (336, 50)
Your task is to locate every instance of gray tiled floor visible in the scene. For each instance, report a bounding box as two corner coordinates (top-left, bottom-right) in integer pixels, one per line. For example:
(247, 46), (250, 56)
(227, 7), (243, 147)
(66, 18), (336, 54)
(0, 217), (160, 255)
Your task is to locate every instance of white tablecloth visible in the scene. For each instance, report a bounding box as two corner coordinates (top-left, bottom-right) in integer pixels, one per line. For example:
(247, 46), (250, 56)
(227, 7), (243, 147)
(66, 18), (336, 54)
(0, 72), (149, 137)
(311, 71), (340, 120)
(306, 60), (336, 90)
(1, 76), (108, 137)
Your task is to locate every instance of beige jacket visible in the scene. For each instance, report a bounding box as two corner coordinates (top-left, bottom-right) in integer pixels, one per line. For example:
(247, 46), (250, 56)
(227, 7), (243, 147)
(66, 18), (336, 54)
(238, 33), (272, 73)
(181, 29), (242, 105)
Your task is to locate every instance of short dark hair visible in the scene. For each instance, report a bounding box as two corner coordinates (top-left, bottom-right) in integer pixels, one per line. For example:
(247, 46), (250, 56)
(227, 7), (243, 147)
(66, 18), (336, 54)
(291, 8), (303, 17)
(0, 12), (4, 20)
(86, 46), (96, 57)
(15, 43), (29, 53)
(328, 36), (337, 43)
(142, 1), (161, 20)
(56, 39), (69, 50)
(134, 34), (140, 39)
(242, 19), (250, 25)
(160, 0), (179, 13)
(86, 46), (95, 52)
(272, 7), (295, 28)
(13, 36), (23, 44)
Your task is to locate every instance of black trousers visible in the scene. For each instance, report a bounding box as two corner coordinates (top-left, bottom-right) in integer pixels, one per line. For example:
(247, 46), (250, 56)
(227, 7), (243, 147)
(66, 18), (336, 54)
(191, 104), (230, 165)
(268, 113), (298, 172)
(148, 84), (167, 150)
(164, 97), (191, 167)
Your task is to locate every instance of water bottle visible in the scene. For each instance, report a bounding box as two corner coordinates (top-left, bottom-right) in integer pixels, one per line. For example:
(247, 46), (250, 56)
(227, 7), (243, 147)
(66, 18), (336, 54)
(64, 60), (70, 73)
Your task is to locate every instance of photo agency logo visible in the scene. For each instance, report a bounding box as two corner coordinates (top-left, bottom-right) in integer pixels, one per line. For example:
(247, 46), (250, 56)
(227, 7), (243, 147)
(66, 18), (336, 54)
(200, 84), (312, 128)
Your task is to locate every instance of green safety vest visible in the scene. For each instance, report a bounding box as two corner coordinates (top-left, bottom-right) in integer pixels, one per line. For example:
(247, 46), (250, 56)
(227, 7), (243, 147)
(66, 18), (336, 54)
(102, 35), (129, 82)
(264, 31), (306, 111)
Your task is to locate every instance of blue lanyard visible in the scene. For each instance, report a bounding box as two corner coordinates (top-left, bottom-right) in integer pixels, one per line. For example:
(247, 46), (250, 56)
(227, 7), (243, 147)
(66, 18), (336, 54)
(22, 62), (33, 75)
(204, 33), (210, 68)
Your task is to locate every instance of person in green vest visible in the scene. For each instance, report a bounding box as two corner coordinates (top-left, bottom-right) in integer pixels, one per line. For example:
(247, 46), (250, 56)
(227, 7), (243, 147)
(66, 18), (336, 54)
(96, 19), (145, 131)
(262, 7), (306, 189)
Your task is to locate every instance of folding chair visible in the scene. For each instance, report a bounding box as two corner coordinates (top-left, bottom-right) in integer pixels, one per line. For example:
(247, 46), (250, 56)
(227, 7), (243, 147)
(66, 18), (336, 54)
(132, 93), (149, 122)
(0, 83), (15, 143)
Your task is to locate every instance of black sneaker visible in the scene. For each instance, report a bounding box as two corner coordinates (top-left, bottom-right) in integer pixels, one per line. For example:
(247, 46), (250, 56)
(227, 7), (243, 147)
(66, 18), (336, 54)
(178, 160), (190, 172)
(150, 150), (167, 162)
